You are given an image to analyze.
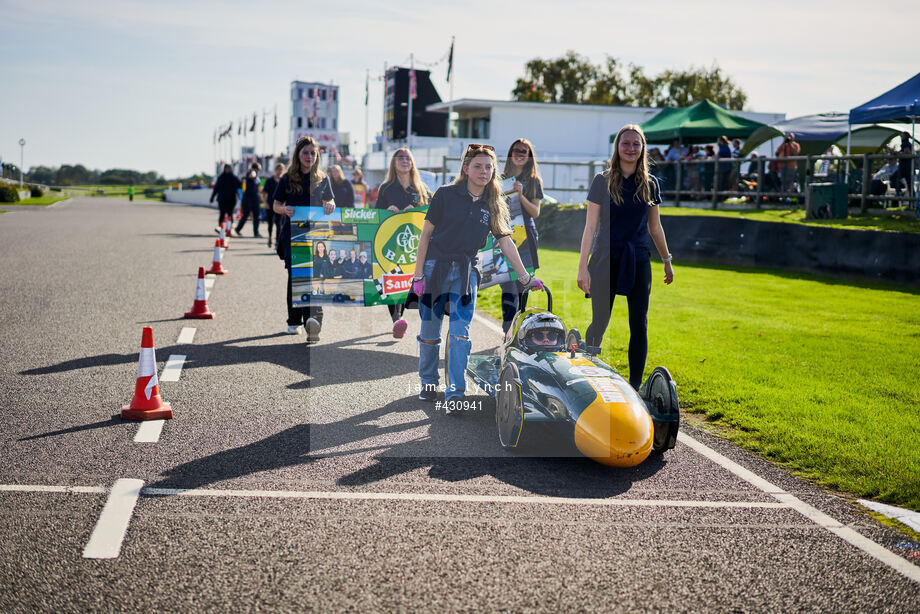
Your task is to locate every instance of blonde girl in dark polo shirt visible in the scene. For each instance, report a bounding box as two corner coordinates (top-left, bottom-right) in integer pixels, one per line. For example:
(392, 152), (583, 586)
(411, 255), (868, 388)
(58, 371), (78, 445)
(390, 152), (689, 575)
(577, 124), (673, 389)
(375, 148), (431, 338)
(499, 138), (544, 334)
(411, 145), (544, 411)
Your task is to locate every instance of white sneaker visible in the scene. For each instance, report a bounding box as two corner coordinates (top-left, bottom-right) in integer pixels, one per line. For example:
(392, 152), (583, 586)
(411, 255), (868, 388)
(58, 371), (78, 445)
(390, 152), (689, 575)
(285, 325), (301, 335)
(305, 317), (321, 343)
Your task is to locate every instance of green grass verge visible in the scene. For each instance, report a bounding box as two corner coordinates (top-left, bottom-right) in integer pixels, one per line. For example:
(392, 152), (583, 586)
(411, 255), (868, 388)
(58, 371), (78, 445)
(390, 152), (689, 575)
(4, 193), (72, 206)
(476, 248), (920, 510)
(659, 205), (920, 234)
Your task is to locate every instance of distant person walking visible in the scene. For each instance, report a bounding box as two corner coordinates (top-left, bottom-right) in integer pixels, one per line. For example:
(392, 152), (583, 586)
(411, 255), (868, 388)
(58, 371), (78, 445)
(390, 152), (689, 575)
(352, 168), (369, 207)
(499, 138), (544, 334)
(776, 132), (801, 194)
(328, 165), (355, 207)
(236, 162), (263, 237)
(375, 148), (432, 338)
(577, 124), (674, 390)
(210, 164), (241, 231)
(262, 163), (285, 248)
(272, 136), (335, 342)
(892, 131), (915, 199)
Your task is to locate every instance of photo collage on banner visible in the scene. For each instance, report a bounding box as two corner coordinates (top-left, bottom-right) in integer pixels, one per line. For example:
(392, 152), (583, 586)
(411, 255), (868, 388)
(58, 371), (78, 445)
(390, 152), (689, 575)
(290, 206), (533, 308)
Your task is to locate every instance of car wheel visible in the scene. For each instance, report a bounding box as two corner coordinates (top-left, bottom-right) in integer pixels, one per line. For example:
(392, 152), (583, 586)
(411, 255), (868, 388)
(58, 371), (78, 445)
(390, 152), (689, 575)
(566, 329), (583, 351)
(496, 363), (524, 449)
(641, 366), (680, 453)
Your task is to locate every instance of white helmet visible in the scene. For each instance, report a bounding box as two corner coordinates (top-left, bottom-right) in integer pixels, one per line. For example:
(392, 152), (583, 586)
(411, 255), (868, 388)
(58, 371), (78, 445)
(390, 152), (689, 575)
(517, 312), (565, 353)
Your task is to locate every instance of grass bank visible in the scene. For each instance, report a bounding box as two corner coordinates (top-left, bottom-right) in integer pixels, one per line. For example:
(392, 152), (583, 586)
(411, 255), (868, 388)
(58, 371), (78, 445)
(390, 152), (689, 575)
(476, 248), (920, 510)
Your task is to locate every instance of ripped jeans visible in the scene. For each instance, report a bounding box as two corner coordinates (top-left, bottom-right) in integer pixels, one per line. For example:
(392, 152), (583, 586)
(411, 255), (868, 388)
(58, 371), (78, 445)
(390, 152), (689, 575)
(417, 259), (478, 401)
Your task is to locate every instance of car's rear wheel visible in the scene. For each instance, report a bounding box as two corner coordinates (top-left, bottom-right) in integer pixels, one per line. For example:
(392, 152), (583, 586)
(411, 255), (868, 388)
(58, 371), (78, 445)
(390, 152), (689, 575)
(566, 329), (583, 351)
(641, 366), (680, 452)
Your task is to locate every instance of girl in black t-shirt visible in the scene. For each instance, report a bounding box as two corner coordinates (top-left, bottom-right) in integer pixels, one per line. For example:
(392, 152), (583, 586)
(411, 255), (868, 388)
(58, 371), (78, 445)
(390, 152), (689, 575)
(499, 138), (545, 333)
(577, 124), (673, 389)
(411, 145), (543, 410)
(272, 136), (335, 342)
(375, 148), (432, 339)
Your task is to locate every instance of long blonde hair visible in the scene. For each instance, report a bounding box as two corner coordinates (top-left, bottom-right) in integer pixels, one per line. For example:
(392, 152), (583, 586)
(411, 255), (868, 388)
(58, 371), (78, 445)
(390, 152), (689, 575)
(380, 148), (430, 206)
(453, 147), (511, 236)
(608, 124), (653, 206)
(502, 138), (543, 202)
(286, 136), (326, 196)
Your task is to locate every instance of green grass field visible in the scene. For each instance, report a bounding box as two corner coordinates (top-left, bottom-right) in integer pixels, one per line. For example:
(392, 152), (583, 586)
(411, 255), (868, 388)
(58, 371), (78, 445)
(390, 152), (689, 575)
(4, 193), (72, 206)
(659, 205), (920, 234)
(477, 249), (920, 510)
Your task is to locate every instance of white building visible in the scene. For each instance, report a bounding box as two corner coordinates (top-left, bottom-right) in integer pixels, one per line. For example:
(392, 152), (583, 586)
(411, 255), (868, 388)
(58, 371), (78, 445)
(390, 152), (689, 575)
(289, 80), (340, 153)
(363, 98), (785, 201)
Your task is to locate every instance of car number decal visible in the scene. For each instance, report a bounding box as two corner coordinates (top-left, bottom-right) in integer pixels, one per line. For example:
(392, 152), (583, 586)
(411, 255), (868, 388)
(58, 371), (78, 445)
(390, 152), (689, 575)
(585, 377), (626, 403)
(568, 366), (612, 378)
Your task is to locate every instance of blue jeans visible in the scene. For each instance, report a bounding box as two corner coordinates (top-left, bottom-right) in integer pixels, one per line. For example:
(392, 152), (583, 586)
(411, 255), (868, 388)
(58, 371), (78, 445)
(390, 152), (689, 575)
(418, 259), (478, 401)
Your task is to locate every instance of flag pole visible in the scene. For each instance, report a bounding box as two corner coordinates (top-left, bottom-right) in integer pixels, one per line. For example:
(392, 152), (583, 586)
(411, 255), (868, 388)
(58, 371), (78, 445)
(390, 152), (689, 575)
(365, 69), (370, 160)
(447, 36), (455, 157)
(407, 53), (414, 150)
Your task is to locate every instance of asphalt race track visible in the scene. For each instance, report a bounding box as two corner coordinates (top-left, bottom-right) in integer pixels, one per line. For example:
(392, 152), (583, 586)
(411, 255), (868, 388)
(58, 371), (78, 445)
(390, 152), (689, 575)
(1, 198), (918, 612)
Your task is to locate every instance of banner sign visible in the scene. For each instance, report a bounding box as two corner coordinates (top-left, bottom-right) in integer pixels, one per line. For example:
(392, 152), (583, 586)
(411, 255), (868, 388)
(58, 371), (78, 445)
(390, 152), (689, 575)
(290, 206), (533, 307)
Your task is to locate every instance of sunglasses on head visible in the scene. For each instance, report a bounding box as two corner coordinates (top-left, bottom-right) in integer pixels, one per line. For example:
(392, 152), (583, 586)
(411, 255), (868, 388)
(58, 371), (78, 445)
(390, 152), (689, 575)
(466, 144), (494, 152)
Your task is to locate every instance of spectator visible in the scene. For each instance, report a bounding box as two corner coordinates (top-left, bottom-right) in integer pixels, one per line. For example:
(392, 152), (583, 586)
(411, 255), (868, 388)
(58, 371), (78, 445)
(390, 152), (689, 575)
(871, 157), (899, 196)
(663, 139), (683, 192)
(352, 168), (369, 207)
(261, 163), (285, 248)
(210, 164), (241, 232)
(236, 162), (262, 237)
(775, 132), (801, 194)
(702, 144), (716, 193)
(716, 136), (732, 192)
(328, 164), (355, 207)
(891, 131), (914, 198)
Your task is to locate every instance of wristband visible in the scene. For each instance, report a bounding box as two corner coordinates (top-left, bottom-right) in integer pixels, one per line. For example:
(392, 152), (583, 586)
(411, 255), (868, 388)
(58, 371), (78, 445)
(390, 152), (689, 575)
(412, 275), (424, 281)
(662, 254), (672, 263)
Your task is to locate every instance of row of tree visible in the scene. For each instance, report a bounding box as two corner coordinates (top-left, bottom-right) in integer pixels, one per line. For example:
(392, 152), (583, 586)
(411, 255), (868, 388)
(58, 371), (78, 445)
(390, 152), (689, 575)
(0, 163), (211, 187)
(512, 52), (748, 110)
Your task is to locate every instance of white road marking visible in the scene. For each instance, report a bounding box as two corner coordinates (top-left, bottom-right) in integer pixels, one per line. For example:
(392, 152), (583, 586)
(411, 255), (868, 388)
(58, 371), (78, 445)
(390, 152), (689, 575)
(679, 432), (920, 584)
(860, 499), (920, 534)
(0, 484), (106, 494)
(134, 420), (165, 443)
(177, 327), (196, 344)
(473, 312), (504, 335)
(159, 354), (186, 382)
(141, 487), (787, 509)
(82, 478), (144, 559)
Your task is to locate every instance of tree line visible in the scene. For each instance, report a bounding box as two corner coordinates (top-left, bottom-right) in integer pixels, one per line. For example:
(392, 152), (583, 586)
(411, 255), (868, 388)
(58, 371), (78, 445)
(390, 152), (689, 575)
(1, 163), (211, 187)
(512, 51), (747, 109)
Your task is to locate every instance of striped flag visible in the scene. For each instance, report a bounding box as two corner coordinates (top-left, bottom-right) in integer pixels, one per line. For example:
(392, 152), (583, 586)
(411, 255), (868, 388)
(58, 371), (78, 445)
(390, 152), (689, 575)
(409, 69), (417, 100)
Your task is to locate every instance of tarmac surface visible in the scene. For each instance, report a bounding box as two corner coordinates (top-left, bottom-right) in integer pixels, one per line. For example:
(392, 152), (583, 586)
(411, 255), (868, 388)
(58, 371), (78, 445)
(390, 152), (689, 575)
(1, 197), (918, 612)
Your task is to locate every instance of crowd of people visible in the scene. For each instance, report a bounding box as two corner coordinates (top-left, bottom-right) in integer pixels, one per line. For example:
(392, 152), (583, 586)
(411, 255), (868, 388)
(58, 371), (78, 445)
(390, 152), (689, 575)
(209, 128), (674, 412)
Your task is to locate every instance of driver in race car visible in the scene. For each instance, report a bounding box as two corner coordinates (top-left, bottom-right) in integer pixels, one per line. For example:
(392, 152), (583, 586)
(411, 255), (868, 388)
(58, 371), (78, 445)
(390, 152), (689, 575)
(517, 313), (566, 353)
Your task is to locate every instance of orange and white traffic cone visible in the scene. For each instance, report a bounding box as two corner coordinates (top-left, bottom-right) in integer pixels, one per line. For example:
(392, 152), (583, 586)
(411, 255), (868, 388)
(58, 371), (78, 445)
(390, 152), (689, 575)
(184, 267), (215, 319)
(206, 240), (228, 275)
(121, 327), (173, 420)
(217, 224), (229, 248)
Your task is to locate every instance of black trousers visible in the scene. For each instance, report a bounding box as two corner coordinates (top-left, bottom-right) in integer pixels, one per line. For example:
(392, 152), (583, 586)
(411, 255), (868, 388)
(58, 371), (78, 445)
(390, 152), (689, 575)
(265, 211), (277, 240)
(585, 259), (652, 389)
(499, 281), (529, 334)
(287, 267), (323, 327)
(236, 201), (260, 235)
(387, 303), (405, 323)
(217, 200), (235, 226)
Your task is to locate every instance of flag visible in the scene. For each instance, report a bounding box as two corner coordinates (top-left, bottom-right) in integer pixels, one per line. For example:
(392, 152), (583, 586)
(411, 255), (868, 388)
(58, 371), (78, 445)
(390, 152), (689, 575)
(446, 39), (454, 82)
(409, 69), (417, 100)
(250, 112), (256, 132)
(365, 73), (369, 106)
(237, 120), (241, 135)
(261, 111), (265, 133)
(273, 106), (277, 128)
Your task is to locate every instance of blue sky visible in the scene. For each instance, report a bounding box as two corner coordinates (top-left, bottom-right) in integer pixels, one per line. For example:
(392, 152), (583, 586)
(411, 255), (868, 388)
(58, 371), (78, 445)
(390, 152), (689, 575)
(1, 0), (917, 178)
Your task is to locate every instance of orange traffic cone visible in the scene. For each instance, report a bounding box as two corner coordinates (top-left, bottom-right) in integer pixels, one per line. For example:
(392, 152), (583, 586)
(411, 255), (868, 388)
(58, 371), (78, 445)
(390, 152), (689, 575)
(121, 327), (173, 420)
(217, 224), (228, 248)
(184, 267), (215, 319)
(206, 240), (228, 275)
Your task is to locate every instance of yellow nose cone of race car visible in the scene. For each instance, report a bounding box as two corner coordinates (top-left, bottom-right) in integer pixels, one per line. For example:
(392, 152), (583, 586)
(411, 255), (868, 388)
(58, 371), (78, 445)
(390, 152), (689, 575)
(573, 399), (654, 467)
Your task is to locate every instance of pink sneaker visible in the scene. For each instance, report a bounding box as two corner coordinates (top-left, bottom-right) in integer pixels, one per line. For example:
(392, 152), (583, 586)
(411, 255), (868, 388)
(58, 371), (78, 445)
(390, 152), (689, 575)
(392, 319), (408, 339)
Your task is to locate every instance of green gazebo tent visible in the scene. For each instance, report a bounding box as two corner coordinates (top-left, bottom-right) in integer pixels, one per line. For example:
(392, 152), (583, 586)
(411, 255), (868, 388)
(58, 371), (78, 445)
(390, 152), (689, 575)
(618, 99), (767, 145)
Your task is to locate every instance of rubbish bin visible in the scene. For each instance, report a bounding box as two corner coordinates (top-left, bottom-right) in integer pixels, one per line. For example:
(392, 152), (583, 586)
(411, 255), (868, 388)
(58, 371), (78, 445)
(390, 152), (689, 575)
(807, 182), (848, 219)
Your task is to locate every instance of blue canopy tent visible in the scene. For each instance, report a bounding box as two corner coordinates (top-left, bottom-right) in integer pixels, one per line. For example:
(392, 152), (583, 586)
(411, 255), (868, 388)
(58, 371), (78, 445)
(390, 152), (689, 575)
(848, 72), (919, 211)
(740, 112), (902, 156)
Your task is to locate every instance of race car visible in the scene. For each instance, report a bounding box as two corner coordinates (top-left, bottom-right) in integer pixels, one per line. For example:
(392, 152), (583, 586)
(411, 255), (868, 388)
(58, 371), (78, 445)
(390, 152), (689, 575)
(466, 288), (679, 467)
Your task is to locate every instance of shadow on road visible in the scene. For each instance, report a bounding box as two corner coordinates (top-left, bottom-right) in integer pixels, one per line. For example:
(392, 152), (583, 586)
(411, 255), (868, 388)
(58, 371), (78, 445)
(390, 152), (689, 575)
(18, 414), (122, 441)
